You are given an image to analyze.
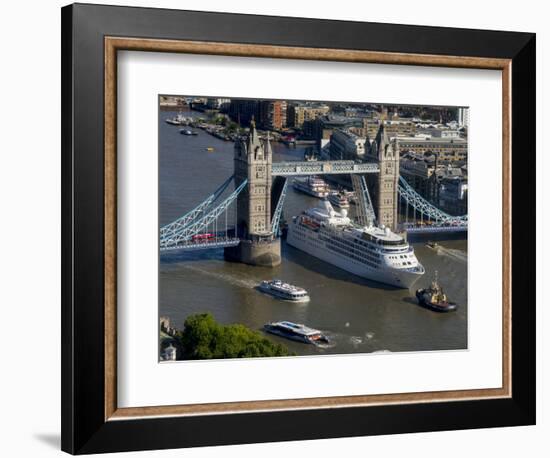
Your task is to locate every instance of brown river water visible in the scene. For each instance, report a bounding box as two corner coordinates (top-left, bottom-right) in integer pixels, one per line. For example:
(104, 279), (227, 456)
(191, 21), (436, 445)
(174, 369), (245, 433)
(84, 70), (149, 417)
(159, 109), (468, 356)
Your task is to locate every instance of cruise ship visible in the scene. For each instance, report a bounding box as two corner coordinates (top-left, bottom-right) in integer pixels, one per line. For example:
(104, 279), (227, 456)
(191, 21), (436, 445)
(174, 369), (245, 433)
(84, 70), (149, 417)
(293, 176), (330, 198)
(286, 201), (425, 288)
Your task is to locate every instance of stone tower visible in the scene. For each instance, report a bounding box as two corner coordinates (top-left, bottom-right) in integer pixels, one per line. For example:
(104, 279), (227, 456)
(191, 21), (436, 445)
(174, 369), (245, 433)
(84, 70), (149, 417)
(234, 120), (272, 236)
(370, 124), (400, 230)
(226, 121), (281, 267)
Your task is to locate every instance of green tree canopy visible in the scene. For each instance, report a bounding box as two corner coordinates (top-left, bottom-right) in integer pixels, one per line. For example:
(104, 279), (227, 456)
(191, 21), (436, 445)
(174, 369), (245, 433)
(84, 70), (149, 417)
(179, 313), (293, 359)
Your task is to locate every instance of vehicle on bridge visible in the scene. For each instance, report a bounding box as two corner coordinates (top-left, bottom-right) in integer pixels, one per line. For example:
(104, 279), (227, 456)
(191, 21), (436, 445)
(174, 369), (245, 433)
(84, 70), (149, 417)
(191, 233), (215, 242)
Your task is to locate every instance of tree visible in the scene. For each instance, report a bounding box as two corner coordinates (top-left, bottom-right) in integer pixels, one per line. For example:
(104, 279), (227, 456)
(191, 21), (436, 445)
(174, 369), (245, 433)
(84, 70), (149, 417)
(226, 121), (238, 132)
(179, 313), (293, 359)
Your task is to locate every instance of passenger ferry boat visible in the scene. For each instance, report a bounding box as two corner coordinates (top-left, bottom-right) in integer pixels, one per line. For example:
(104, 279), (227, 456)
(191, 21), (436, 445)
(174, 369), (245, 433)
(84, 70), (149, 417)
(286, 201), (425, 288)
(327, 191), (350, 209)
(293, 176), (330, 198)
(258, 279), (310, 302)
(264, 321), (329, 345)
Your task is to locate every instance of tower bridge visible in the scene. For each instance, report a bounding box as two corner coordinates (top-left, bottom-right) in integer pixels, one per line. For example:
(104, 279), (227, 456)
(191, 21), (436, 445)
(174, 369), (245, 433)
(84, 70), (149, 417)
(160, 122), (467, 263)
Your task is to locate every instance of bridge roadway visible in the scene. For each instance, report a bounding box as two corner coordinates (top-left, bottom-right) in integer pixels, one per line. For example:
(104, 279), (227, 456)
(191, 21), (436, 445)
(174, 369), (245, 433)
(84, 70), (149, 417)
(160, 236), (241, 252)
(271, 160), (379, 176)
(403, 225), (467, 234)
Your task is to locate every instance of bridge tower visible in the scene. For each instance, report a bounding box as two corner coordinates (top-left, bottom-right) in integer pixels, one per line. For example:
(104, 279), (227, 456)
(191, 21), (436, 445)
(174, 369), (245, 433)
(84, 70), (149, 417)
(225, 121), (281, 267)
(369, 124), (400, 231)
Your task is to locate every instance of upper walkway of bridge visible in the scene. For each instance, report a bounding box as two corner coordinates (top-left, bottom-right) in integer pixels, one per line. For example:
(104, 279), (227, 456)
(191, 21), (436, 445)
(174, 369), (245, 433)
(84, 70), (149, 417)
(271, 160), (379, 176)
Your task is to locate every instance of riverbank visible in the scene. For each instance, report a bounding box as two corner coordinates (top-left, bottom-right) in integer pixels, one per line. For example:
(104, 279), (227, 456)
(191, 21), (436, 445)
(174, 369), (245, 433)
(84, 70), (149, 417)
(159, 313), (294, 361)
(160, 104), (189, 111)
(163, 109), (314, 145)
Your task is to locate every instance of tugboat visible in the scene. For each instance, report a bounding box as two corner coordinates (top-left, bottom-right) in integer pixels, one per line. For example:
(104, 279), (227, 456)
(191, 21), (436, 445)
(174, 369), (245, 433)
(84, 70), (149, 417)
(415, 271), (457, 312)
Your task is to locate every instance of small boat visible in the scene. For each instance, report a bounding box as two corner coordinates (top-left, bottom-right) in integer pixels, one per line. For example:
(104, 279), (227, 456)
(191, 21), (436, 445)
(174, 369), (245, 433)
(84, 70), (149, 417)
(263, 321), (329, 345)
(179, 129), (194, 135)
(258, 279), (309, 302)
(327, 191), (350, 209)
(426, 241), (440, 250)
(415, 271), (457, 312)
(206, 147), (215, 152)
(293, 176), (330, 198)
(165, 113), (187, 125)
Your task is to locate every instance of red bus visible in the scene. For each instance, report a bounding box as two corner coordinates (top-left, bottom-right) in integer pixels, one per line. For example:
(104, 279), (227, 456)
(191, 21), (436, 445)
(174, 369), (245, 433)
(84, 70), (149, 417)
(191, 233), (214, 242)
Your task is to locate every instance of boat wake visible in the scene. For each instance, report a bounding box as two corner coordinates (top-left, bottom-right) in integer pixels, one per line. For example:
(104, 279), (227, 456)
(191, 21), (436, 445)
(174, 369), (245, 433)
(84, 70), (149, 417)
(437, 247), (467, 263)
(349, 331), (375, 346)
(317, 329), (376, 349)
(314, 342), (337, 349)
(180, 264), (258, 289)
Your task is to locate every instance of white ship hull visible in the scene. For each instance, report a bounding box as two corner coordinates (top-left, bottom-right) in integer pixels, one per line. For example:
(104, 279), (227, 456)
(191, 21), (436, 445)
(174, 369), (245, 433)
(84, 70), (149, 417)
(258, 284), (310, 302)
(287, 225), (423, 289)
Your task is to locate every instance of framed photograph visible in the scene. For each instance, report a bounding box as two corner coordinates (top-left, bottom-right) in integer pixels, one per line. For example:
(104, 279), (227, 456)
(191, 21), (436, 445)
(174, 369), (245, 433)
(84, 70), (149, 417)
(61, 3), (536, 454)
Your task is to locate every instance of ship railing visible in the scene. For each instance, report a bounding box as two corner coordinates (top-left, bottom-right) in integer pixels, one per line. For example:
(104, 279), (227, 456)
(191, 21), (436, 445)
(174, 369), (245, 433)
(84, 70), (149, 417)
(378, 246), (411, 254)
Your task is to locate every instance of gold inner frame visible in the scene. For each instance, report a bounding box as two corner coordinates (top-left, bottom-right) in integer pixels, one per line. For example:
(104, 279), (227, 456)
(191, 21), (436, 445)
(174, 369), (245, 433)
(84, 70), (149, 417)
(104, 37), (512, 421)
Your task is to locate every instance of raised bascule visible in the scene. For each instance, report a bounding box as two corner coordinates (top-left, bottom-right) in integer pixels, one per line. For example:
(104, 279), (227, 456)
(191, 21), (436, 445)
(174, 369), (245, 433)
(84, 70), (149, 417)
(159, 122), (467, 264)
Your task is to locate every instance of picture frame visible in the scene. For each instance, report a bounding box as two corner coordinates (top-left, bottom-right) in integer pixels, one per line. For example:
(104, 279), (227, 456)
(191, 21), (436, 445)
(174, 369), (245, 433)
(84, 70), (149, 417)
(61, 3), (536, 454)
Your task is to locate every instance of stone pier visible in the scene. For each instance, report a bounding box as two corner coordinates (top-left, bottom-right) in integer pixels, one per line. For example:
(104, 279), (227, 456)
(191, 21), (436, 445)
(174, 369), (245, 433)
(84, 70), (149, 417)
(224, 237), (281, 267)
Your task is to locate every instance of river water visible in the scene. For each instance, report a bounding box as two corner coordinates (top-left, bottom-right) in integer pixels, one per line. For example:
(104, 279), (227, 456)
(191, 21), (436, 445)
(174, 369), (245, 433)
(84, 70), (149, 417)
(159, 109), (468, 356)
